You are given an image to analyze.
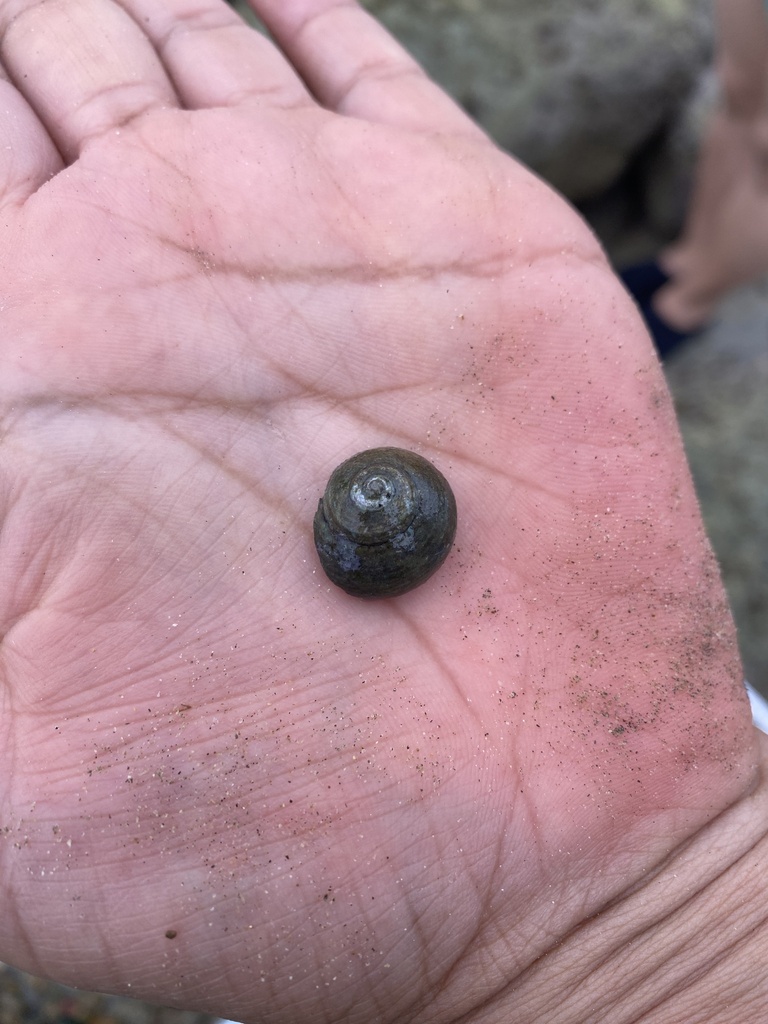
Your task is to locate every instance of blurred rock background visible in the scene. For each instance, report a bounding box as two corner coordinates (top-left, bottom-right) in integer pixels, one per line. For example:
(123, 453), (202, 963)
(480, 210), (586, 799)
(5, 0), (765, 1022)
(364, 0), (714, 208)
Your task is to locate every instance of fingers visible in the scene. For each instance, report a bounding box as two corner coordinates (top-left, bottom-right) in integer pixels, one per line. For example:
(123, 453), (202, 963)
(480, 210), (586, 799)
(0, 0), (487, 145)
(0, 67), (63, 208)
(0, 0), (484, 202)
(249, 0), (488, 139)
(0, 0), (178, 161)
(118, 0), (313, 110)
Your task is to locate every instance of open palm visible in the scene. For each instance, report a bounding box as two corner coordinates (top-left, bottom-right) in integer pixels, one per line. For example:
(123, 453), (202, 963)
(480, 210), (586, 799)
(0, 2), (757, 1023)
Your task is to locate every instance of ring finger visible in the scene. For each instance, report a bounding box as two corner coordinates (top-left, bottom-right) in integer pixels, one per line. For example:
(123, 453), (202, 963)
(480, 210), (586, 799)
(0, 0), (179, 163)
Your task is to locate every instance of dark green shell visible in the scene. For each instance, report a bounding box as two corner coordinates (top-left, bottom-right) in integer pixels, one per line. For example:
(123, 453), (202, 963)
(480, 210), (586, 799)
(313, 448), (457, 598)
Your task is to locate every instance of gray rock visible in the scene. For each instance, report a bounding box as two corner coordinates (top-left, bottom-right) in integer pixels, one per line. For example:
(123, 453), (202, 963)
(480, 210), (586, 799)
(665, 285), (768, 696)
(362, 0), (714, 201)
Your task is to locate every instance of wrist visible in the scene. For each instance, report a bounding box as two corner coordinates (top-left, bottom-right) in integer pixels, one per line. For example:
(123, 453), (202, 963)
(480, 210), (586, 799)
(468, 731), (768, 1024)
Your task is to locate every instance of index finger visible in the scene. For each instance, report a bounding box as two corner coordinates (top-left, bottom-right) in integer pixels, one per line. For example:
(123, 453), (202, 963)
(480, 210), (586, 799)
(250, 0), (490, 139)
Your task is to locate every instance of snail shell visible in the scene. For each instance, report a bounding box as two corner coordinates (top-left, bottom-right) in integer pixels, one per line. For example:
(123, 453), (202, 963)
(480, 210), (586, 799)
(313, 447), (457, 598)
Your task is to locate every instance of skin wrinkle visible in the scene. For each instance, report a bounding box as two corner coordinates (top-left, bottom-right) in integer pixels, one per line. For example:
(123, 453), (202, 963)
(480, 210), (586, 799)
(157, 227), (570, 286)
(10, 133), (606, 419)
(153, 4), (246, 53)
(282, 2), (469, 133)
(6, 390), (301, 422)
(392, 606), (478, 710)
(395, 713), (570, 1019)
(657, 938), (758, 1018)
(336, 63), (434, 121)
(75, 82), (176, 153)
(0, 486), (248, 693)
(5, 301), (522, 503)
(0, 24), (175, 159)
(152, 16), (314, 112)
(154, 415), (291, 516)
(4, 399), (297, 543)
(129, 104), (598, 285)
(90, 244), (593, 440)
(307, 15), (424, 113)
(602, 930), (754, 1024)
(578, 914), (710, 1019)
(498, 786), (768, 1023)
(0, 474), (95, 592)
(290, 358), (647, 492)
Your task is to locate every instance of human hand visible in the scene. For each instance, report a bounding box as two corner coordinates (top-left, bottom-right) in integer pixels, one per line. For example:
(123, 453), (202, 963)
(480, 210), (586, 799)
(0, 2), (762, 1023)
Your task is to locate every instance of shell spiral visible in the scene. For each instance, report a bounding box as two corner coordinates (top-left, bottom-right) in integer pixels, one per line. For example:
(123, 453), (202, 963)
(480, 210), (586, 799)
(313, 447), (457, 598)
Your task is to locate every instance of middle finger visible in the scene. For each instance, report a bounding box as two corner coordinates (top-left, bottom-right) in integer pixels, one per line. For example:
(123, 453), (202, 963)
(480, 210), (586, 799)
(118, 0), (314, 110)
